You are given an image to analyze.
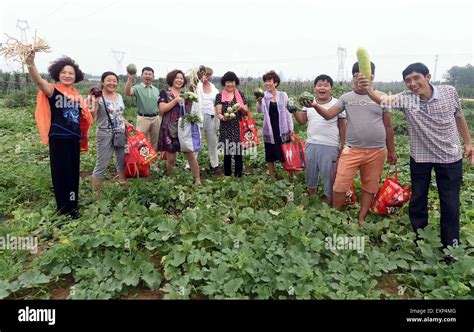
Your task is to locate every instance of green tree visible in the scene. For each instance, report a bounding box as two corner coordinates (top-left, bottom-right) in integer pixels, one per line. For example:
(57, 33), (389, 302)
(444, 64), (474, 88)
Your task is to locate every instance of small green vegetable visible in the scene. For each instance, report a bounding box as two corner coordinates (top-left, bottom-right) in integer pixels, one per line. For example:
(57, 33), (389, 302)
(232, 103), (241, 111)
(254, 88), (264, 98)
(298, 92), (314, 105)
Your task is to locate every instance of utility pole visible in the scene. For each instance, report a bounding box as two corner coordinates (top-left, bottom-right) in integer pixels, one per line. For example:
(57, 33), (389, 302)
(337, 45), (347, 83)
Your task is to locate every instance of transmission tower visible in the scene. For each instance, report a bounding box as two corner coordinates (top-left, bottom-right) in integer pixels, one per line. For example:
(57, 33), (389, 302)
(16, 19), (29, 43)
(337, 45), (347, 83)
(433, 54), (439, 83)
(111, 49), (125, 74)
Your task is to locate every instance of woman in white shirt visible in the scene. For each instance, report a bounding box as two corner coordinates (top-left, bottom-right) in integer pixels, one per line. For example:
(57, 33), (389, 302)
(195, 66), (220, 173)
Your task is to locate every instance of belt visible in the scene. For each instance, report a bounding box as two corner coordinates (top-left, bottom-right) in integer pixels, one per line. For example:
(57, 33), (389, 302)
(138, 113), (159, 117)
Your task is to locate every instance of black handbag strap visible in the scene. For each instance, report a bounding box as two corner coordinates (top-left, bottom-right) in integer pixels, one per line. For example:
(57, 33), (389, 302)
(101, 95), (116, 132)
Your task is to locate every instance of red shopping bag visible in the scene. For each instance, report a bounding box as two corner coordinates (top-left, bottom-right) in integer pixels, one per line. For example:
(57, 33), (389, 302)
(125, 150), (150, 178)
(370, 165), (411, 215)
(281, 133), (306, 172)
(79, 119), (90, 152)
(240, 113), (259, 149)
(126, 126), (158, 165)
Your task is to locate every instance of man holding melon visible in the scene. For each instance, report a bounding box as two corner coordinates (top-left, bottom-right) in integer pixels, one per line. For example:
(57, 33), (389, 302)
(302, 57), (396, 222)
(125, 65), (161, 154)
(358, 61), (473, 253)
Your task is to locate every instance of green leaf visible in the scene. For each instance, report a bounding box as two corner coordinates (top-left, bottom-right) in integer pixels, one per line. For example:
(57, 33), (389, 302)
(17, 270), (50, 288)
(223, 278), (243, 296)
(168, 251), (186, 267)
(141, 271), (163, 290)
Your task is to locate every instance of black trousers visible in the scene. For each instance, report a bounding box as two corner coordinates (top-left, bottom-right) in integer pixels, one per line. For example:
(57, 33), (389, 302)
(49, 136), (80, 218)
(224, 154), (243, 177)
(409, 157), (462, 248)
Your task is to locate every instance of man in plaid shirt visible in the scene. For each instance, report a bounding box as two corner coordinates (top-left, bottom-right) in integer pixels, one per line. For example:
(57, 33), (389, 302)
(358, 62), (473, 255)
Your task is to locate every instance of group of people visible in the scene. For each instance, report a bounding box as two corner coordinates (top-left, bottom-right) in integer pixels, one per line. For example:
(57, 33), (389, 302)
(25, 48), (473, 252)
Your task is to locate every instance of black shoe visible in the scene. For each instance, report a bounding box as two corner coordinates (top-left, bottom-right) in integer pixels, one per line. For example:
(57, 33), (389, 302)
(209, 166), (220, 175)
(443, 255), (455, 265)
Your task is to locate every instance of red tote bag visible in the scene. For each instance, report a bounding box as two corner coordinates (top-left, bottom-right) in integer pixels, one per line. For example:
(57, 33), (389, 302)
(370, 165), (411, 215)
(239, 113), (259, 149)
(281, 133), (306, 172)
(126, 126), (158, 165)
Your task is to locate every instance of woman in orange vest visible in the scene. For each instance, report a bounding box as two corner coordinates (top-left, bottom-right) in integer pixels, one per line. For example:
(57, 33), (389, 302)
(25, 50), (93, 219)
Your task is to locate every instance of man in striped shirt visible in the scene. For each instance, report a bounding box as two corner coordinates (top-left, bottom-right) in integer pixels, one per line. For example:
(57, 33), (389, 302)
(358, 62), (473, 252)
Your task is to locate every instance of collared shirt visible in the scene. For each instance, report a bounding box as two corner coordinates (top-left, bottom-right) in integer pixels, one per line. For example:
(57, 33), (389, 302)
(132, 83), (160, 116)
(393, 84), (464, 163)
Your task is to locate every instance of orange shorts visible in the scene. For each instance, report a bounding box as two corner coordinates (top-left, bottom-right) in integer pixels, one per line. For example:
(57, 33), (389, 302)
(333, 146), (386, 194)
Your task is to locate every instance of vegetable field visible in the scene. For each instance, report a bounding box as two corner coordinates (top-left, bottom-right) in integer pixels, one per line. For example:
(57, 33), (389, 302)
(0, 85), (473, 300)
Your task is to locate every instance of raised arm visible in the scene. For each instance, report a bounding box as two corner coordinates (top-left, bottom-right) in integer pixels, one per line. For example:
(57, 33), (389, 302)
(356, 74), (396, 107)
(25, 50), (53, 97)
(124, 73), (135, 97)
(302, 99), (343, 120)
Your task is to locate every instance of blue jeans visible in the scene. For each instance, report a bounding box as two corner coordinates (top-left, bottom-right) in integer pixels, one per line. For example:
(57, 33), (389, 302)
(409, 157), (462, 248)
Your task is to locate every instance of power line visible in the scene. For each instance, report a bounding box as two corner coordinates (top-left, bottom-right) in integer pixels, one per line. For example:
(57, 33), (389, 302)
(129, 52), (471, 66)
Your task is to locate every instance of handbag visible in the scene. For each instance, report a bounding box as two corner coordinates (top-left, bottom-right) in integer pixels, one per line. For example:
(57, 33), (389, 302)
(102, 95), (127, 148)
(125, 148), (150, 178)
(281, 133), (306, 172)
(239, 113), (259, 149)
(370, 165), (411, 215)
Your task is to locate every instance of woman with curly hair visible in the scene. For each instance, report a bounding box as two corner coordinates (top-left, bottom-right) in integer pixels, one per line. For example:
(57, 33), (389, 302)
(26, 51), (93, 219)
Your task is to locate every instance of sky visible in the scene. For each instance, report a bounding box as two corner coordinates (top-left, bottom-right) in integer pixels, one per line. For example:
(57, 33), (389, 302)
(0, 0), (473, 82)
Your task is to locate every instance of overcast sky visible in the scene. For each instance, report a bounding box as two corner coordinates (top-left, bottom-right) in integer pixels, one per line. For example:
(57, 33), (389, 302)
(1, 0), (473, 82)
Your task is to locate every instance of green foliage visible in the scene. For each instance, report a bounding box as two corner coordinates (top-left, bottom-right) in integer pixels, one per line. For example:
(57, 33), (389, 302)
(4, 91), (33, 108)
(445, 64), (474, 88)
(0, 85), (473, 300)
